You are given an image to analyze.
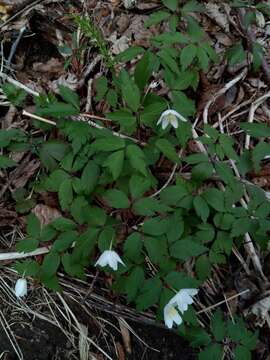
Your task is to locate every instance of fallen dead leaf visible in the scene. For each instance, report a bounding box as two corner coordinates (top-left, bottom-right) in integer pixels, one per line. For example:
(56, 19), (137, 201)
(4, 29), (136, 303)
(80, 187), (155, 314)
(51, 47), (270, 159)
(119, 318), (132, 354)
(32, 204), (61, 227)
(33, 58), (65, 75)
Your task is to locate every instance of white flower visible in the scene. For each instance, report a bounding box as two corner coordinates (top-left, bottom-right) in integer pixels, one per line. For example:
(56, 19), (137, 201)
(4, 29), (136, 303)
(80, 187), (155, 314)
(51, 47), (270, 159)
(149, 81), (159, 89)
(157, 109), (187, 130)
(15, 278), (27, 298)
(164, 302), (183, 329)
(170, 288), (198, 313)
(95, 250), (125, 271)
(164, 288), (198, 328)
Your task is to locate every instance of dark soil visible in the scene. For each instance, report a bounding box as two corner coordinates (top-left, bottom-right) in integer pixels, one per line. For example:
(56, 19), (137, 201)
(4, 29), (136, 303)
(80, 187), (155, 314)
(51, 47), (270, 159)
(0, 310), (196, 360)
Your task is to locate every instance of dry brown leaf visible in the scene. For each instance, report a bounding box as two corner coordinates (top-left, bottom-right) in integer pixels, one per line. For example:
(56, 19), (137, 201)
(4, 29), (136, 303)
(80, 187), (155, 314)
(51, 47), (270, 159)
(32, 58), (64, 75)
(10, 157), (40, 189)
(119, 319), (132, 354)
(32, 204), (61, 227)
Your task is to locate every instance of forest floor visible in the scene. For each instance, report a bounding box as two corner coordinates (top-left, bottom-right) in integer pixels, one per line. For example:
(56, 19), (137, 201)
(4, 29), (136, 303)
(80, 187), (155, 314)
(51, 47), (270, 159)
(1, 0), (270, 359)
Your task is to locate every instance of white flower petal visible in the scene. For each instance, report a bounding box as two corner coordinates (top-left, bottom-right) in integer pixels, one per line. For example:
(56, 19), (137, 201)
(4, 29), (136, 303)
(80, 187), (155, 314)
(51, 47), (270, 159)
(182, 288), (198, 296)
(164, 303), (183, 328)
(15, 278), (27, 298)
(168, 288), (198, 314)
(157, 115), (164, 126)
(95, 250), (125, 271)
(162, 118), (169, 129)
(171, 117), (179, 128)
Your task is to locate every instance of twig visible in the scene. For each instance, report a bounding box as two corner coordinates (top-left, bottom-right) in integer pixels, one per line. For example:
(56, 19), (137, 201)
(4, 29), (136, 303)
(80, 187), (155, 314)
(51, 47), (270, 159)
(22, 110), (146, 145)
(202, 69), (247, 124)
(197, 289), (250, 314)
(239, 8), (270, 86)
(245, 91), (270, 149)
(0, 246), (50, 261)
(0, 72), (39, 97)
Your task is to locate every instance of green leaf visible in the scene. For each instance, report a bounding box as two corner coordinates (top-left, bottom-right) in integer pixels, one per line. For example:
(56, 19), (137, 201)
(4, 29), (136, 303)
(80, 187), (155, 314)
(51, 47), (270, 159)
(115, 46), (145, 62)
(145, 11), (171, 27)
(227, 43), (246, 66)
(192, 162), (214, 181)
(14, 260), (40, 277)
(240, 123), (270, 138)
(193, 196), (209, 223)
(59, 85), (80, 110)
(172, 91), (196, 117)
(158, 48), (180, 74)
(37, 102), (79, 117)
(211, 310), (226, 341)
(252, 142), (270, 172)
(91, 136), (125, 152)
(2, 83), (27, 106)
(126, 144), (147, 176)
(182, 0), (205, 14)
(16, 238), (39, 252)
(94, 76), (108, 101)
(121, 73), (141, 112)
(124, 232), (143, 260)
(156, 139), (180, 163)
(70, 196), (89, 224)
(41, 275), (61, 292)
(215, 162), (235, 184)
(134, 51), (155, 91)
(231, 217), (255, 237)
(170, 238), (207, 260)
(59, 178), (73, 210)
(81, 160), (100, 194)
(27, 214), (41, 237)
(160, 185), (188, 206)
(186, 15), (205, 41)
(0, 155), (16, 168)
(203, 188), (225, 212)
(196, 47), (209, 70)
(51, 217), (76, 231)
(195, 255), (211, 280)
(103, 150), (124, 180)
(129, 174), (151, 199)
(162, 0), (178, 11)
(142, 217), (168, 236)
(103, 189), (130, 209)
(198, 344), (223, 360)
(144, 236), (167, 263)
(234, 346), (251, 360)
(126, 267), (145, 302)
(180, 44), (197, 70)
(152, 32), (189, 45)
(133, 197), (170, 216)
(39, 140), (70, 171)
(165, 271), (200, 289)
(40, 252), (60, 278)
(136, 277), (162, 311)
(52, 231), (77, 252)
(186, 327), (211, 347)
(98, 227), (116, 251)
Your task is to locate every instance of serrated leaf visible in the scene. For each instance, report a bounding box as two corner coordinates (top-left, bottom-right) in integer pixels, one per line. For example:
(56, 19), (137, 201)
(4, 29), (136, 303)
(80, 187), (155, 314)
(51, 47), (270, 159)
(142, 217), (168, 236)
(129, 174), (151, 199)
(126, 267), (145, 302)
(136, 277), (162, 311)
(115, 46), (145, 62)
(234, 346), (251, 360)
(240, 123), (270, 137)
(198, 344), (223, 360)
(211, 310), (226, 341)
(156, 139), (180, 163)
(193, 196), (209, 223)
(81, 160), (100, 194)
(39, 140), (70, 171)
(162, 0), (178, 11)
(27, 214), (41, 237)
(195, 255), (211, 280)
(227, 43), (246, 66)
(13, 260), (40, 277)
(124, 232), (143, 260)
(0, 155), (16, 168)
(145, 10), (171, 27)
(134, 51), (155, 91)
(40, 252), (60, 278)
(37, 102), (79, 117)
(126, 144), (147, 176)
(59, 85), (80, 110)
(91, 136), (125, 152)
(94, 76), (108, 102)
(170, 238), (207, 260)
(59, 178), (73, 210)
(160, 185), (188, 206)
(71, 196), (89, 224)
(252, 141), (270, 173)
(103, 150), (124, 180)
(52, 231), (77, 252)
(180, 44), (197, 70)
(144, 236), (167, 264)
(203, 188), (225, 212)
(16, 238), (39, 253)
(51, 217), (76, 231)
(103, 189), (130, 209)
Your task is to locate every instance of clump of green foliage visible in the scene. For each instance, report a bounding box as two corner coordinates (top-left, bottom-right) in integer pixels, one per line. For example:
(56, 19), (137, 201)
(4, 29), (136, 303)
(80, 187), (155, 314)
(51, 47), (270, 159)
(2, 0), (269, 357)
